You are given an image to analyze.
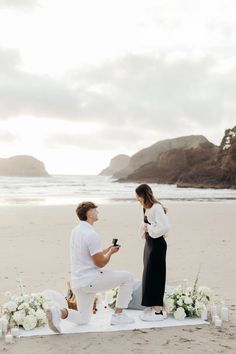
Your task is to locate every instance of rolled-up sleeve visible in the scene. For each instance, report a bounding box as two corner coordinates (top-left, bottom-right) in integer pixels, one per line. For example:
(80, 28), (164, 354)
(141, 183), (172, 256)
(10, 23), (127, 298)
(147, 204), (170, 238)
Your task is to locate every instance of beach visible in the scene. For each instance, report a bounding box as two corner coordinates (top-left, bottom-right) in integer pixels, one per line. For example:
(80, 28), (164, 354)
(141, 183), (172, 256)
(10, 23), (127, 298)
(0, 201), (235, 353)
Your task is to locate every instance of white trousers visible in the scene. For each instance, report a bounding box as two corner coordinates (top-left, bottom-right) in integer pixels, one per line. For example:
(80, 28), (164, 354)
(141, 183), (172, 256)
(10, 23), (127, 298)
(66, 270), (134, 325)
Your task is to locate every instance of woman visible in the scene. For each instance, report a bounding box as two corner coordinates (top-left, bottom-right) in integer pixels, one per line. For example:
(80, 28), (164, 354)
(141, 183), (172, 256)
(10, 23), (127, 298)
(135, 183), (170, 321)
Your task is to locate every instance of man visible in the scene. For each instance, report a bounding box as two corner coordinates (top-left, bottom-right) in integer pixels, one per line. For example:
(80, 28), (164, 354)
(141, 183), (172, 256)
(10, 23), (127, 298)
(47, 201), (134, 332)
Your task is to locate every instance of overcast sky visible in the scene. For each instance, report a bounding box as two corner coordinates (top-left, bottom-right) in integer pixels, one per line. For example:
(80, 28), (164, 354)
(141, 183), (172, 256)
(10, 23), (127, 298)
(0, 0), (235, 174)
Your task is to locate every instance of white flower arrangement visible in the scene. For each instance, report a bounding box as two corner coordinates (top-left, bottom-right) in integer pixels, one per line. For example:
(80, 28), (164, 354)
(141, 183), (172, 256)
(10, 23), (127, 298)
(0, 290), (48, 331)
(165, 273), (211, 320)
(106, 288), (119, 309)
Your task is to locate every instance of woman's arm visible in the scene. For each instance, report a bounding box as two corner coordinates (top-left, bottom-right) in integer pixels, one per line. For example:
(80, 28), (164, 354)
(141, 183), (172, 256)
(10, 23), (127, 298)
(147, 204), (170, 238)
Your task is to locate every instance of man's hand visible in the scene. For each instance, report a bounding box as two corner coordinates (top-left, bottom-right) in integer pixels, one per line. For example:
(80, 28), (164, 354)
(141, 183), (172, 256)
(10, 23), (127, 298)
(102, 245), (113, 254)
(109, 245), (120, 255)
(92, 246), (120, 267)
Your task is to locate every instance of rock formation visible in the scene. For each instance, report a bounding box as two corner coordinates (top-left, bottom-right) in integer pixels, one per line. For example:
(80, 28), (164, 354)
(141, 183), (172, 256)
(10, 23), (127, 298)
(99, 154), (130, 176)
(0, 155), (49, 177)
(117, 127), (236, 189)
(113, 135), (209, 178)
(177, 126), (236, 188)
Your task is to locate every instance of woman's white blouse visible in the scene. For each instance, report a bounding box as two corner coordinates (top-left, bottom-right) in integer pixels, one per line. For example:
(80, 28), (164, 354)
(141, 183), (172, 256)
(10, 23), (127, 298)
(140, 203), (170, 239)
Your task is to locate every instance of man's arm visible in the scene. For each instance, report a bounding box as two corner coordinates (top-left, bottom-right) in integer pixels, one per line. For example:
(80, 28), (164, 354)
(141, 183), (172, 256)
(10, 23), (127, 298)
(92, 246), (120, 268)
(102, 246), (113, 255)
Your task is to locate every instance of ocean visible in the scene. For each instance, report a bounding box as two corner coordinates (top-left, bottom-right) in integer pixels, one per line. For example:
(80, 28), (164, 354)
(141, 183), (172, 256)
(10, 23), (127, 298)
(0, 175), (235, 206)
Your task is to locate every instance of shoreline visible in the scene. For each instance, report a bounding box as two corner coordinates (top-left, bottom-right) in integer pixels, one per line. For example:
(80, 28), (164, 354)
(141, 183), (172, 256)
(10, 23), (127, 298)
(1, 197), (236, 207)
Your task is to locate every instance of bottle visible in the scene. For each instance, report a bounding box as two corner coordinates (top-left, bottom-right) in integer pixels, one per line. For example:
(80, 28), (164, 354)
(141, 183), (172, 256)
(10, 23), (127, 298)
(65, 281), (73, 300)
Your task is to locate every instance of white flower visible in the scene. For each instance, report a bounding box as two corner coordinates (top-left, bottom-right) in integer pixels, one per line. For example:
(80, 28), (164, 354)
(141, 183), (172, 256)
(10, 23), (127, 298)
(194, 300), (206, 317)
(173, 286), (182, 295)
(35, 309), (46, 321)
(15, 296), (24, 304)
(184, 297), (193, 305)
(198, 286), (211, 298)
(29, 308), (36, 316)
(164, 298), (175, 312)
(184, 291), (191, 297)
(33, 294), (45, 305)
(177, 299), (183, 306)
(23, 315), (37, 330)
(12, 311), (25, 326)
(1, 287), (48, 331)
(3, 301), (17, 312)
(187, 305), (194, 313)
(18, 302), (30, 311)
(174, 307), (186, 320)
(42, 302), (49, 311)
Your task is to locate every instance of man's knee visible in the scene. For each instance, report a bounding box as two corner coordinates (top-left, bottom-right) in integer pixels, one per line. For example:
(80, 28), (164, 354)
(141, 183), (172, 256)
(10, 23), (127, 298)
(122, 271), (134, 284)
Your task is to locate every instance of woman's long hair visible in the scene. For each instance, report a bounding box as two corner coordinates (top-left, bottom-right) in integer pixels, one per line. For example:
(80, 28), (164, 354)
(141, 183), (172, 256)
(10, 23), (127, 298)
(135, 183), (167, 214)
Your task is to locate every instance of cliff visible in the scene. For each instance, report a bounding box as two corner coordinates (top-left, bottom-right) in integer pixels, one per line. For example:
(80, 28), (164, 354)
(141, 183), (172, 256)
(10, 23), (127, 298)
(177, 126), (236, 188)
(113, 135), (209, 178)
(99, 154), (130, 176)
(118, 127), (236, 189)
(0, 155), (50, 177)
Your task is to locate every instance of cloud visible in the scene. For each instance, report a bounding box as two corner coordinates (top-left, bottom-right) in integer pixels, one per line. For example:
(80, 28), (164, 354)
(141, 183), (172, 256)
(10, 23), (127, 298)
(0, 0), (38, 10)
(0, 48), (236, 146)
(0, 131), (16, 142)
(45, 125), (151, 151)
(69, 54), (236, 133)
(0, 48), (79, 119)
(0, 48), (21, 73)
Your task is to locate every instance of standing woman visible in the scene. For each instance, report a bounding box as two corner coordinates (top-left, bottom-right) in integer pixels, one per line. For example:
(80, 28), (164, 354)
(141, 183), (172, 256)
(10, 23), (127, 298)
(135, 183), (170, 321)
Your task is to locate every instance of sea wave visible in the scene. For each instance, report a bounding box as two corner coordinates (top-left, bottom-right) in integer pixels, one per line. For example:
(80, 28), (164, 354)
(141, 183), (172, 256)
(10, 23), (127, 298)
(0, 175), (236, 206)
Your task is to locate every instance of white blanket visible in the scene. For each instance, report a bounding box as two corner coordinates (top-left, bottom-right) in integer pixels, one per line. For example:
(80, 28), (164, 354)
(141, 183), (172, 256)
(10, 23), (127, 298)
(19, 308), (208, 337)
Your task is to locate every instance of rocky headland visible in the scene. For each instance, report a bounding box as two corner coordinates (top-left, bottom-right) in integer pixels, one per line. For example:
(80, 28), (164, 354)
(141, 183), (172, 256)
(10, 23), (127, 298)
(100, 127), (236, 189)
(0, 155), (49, 177)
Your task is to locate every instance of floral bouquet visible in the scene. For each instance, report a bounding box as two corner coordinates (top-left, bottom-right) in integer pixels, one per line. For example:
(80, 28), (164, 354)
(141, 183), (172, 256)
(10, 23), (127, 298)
(0, 291), (48, 331)
(165, 273), (211, 320)
(106, 288), (119, 309)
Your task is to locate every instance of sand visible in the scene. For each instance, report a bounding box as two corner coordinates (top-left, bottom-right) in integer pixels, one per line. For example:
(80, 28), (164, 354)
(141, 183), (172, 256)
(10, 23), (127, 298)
(0, 201), (235, 353)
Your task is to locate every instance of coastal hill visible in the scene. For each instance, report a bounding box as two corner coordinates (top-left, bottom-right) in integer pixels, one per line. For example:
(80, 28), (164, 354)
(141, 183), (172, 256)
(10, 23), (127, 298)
(121, 140), (217, 184)
(176, 126), (236, 189)
(112, 135), (208, 179)
(101, 127), (236, 189)
(99, 154), (130, 176)
(0, 155), (49, 177)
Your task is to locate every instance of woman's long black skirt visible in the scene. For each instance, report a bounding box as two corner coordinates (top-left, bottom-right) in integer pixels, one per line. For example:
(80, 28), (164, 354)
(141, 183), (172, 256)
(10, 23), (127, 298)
(141, 233), (167, 307)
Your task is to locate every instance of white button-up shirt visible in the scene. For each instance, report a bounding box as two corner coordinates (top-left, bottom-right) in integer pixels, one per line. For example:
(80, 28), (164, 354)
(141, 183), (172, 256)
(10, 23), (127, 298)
(70, 221), (102, 289)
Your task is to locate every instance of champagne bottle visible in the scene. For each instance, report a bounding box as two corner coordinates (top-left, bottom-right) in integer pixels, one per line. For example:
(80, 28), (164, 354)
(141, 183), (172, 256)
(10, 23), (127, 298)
(66, 281), (73, 300)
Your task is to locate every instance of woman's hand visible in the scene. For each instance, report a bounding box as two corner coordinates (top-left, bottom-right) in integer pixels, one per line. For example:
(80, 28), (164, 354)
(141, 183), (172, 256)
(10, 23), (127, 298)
(143, 224), (148, 232)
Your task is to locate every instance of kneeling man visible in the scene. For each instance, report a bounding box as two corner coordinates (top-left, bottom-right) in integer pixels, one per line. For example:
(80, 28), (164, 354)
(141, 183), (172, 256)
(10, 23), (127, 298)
(47, 201), (134, 332)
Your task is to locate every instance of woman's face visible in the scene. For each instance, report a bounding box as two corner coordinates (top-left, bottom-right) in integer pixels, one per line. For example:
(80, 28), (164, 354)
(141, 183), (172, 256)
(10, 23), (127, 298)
(136, 193), (144, 205)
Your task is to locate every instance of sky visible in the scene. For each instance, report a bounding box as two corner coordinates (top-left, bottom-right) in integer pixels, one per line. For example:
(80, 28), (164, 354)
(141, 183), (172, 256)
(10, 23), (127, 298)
(0, 0), (236, 174)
